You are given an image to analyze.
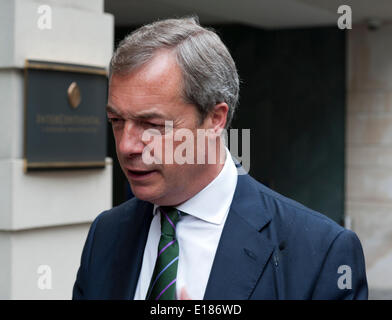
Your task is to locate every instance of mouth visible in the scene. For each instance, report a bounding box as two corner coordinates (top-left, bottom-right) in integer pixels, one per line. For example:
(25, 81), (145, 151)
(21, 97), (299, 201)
(126, 169), (158, 181)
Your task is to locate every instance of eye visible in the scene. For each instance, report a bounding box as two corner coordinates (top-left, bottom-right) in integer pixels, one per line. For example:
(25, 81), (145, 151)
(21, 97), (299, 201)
(142, 121), (163, 129)
(108, 117), (124, 125)
(149, 122), (163, 128)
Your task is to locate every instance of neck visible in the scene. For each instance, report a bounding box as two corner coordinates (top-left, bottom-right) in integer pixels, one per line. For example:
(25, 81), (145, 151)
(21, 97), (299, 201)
(173, 160), (225, 207)
(168, 143), (227, 207)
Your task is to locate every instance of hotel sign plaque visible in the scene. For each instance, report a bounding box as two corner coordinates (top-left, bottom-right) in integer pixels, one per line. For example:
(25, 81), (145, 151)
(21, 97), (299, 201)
(24, 60), (108, 170)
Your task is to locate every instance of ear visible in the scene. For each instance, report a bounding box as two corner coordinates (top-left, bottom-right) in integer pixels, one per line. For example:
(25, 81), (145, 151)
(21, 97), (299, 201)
(208, 102), (229, 133)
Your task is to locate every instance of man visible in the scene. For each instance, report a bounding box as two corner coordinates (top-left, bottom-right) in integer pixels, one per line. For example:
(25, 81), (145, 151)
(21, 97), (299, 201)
(73, 17), (368, 300)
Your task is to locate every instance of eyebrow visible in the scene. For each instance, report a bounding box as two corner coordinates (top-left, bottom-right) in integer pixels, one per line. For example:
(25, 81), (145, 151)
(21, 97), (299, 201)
(106, 104), (167, 120)
(106, 105), (120, 115)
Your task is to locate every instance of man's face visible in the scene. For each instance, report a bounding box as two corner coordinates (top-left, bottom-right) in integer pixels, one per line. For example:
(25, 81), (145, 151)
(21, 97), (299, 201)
(107, 51), (223, 206)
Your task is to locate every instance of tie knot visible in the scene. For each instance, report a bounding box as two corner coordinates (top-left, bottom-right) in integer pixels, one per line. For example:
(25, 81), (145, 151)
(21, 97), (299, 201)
(159, 206), (185, 237)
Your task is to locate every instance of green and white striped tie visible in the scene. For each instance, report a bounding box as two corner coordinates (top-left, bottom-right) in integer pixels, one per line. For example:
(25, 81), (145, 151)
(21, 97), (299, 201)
(146, 206), (185, 300)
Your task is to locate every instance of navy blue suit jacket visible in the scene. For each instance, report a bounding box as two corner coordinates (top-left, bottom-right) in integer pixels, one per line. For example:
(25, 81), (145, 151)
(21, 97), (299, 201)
(73, 174), (368, 299)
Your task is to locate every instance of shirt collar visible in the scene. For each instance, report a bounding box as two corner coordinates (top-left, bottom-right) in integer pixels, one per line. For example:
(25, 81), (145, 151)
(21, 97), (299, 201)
(153, 147), (238, 225)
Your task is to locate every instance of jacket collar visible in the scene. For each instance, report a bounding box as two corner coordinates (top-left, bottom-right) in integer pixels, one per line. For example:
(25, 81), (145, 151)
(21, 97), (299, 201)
(203, 174), (275, 299)
(115, 173), (275, 300)
(110, 199), (154, 299)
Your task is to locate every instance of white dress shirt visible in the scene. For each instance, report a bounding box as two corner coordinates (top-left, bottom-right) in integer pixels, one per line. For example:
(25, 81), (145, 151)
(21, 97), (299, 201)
(133, 148), (238, 300)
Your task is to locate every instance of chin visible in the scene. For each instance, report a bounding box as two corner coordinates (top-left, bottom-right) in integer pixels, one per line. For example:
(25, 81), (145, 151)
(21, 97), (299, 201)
(130, 185), (181, 206)
(130, 188), (154, 201)
(130, 184), (161, 202)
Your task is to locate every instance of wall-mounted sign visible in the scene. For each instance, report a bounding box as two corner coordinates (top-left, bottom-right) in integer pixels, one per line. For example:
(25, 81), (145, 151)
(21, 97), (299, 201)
(24, 60), (108, 171)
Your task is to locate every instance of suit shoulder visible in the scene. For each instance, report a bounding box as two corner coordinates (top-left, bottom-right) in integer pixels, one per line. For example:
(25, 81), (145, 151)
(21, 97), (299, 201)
(93, 197), (147, 229)
(246, 175), (344, 239)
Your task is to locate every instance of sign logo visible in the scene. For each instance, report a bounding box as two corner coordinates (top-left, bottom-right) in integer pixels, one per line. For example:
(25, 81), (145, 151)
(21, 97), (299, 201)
(67, 82), (81, 109)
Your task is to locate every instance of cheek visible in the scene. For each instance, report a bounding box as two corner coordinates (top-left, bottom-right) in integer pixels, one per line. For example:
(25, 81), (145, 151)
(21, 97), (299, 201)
(160, 163), (187, 184)
(113, 130), (124, 152)
(168, 163), (200, 183)
(115, 139), (125, 162)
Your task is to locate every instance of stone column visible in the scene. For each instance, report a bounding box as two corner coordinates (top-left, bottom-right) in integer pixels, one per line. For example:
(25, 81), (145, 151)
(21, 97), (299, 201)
(346, 23), (392, 299)
(0, 0), (113, 299)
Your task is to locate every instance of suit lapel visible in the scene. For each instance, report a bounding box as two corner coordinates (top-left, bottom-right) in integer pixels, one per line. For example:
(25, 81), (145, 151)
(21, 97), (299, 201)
(203, 174), (275, 299)
(109, 199), (153, 299)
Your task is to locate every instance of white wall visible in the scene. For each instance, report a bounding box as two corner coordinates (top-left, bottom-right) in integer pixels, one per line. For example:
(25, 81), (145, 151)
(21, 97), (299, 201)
(0, 0), (114, 299)
(7, 224), (92, 299)
(346, 23), (392, 299)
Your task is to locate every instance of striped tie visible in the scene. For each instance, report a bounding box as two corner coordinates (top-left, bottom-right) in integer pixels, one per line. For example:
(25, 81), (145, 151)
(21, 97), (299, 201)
(146, 206), (184, 300)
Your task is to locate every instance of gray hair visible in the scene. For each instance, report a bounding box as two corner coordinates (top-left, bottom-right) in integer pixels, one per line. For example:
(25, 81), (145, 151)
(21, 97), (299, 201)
(109, 17), (239, 129)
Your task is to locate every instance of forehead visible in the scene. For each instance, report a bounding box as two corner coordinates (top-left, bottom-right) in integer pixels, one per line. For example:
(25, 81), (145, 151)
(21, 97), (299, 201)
(108, 51), (184, 113)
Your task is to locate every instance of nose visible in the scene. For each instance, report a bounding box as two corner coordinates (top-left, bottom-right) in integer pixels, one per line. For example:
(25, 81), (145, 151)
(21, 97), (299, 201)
(117, 120), (145, 157)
